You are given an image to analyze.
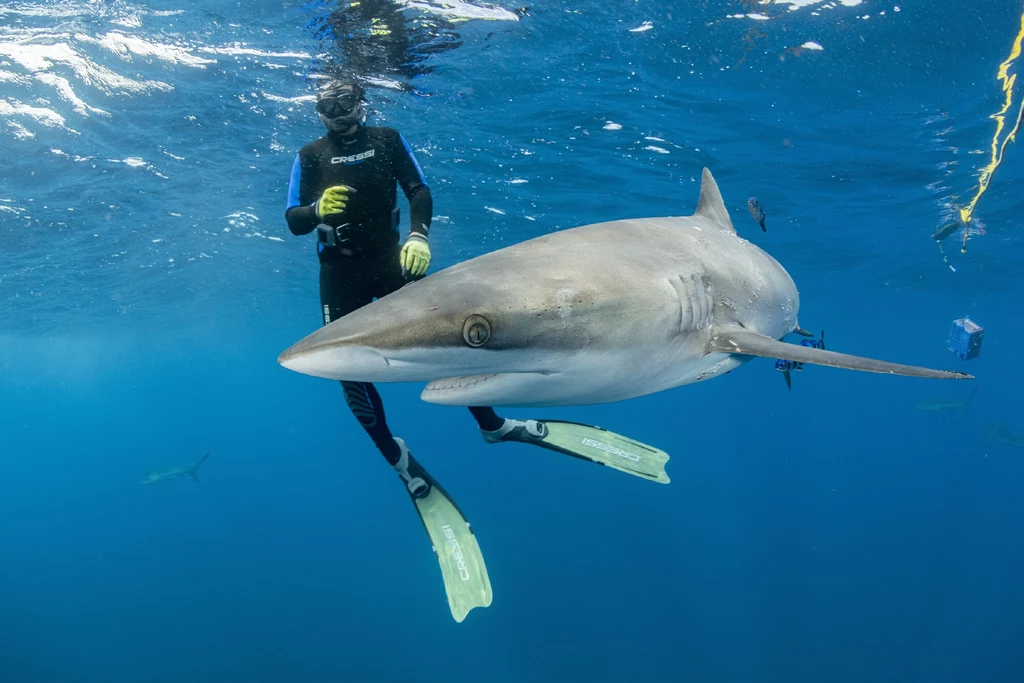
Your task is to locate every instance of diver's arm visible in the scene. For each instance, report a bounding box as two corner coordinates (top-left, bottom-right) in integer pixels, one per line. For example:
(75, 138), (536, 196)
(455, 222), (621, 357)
(284, 153), (320, 236)
(394, 133), (433, 238)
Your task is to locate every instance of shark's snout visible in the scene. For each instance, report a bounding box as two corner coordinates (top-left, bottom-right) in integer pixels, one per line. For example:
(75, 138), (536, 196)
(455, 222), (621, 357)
(278, 341), (392, 380)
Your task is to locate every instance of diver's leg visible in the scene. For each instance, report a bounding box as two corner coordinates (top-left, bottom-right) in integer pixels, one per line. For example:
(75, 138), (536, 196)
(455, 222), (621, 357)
(319, 259), (401, 465)
(468, 406), (549, 443)
(467, 406), (504, 432)
(361, 252), (492, 622)
(339, 381), (402, 466)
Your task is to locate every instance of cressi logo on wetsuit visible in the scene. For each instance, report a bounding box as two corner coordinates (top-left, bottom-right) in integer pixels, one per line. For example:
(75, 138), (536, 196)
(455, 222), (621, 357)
(330, 149), (375, 165)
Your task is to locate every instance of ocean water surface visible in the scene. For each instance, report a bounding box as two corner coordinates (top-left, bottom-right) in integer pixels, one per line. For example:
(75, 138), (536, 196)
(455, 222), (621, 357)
(1, 0), (1023, 681)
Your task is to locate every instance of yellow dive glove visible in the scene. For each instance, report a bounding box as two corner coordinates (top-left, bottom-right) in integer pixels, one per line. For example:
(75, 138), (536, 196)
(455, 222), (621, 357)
(315, 185), (353, 218)
(401, 233), (431, 277)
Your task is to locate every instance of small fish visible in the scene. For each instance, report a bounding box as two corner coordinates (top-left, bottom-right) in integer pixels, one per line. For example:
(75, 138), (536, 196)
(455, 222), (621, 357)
(774, 358), (801, 390)
(747, 197), (766, 232)
(774, 329), (824, 390)
(931, 221), (960, 241)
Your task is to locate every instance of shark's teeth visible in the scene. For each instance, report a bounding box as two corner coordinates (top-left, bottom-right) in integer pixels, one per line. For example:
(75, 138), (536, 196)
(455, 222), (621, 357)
(424, 374), (498, 392)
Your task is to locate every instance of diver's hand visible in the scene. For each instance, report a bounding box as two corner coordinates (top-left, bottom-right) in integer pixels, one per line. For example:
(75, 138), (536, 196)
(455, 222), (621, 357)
(315, 185), (354, 219)
(401, 233), (431, 277)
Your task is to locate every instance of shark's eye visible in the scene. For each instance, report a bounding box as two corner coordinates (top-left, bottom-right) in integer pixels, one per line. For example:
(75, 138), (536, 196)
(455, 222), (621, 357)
(463, 314), (491, 347)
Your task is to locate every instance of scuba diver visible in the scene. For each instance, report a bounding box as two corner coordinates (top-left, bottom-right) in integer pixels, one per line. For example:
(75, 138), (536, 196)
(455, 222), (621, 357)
(284, 79), (669, 622)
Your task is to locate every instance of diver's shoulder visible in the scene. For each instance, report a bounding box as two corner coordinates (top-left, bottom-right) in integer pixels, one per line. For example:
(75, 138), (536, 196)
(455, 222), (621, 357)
(363, 125), (402, 142)
(297, 135), (331, 157)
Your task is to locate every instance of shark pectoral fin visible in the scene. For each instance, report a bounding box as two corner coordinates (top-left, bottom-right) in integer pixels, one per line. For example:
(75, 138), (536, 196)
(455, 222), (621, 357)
(708, 327), (974, 380)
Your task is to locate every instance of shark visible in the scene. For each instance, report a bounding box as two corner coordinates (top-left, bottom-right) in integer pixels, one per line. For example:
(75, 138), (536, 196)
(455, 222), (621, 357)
(914, 386), (979, 414)
(278, 167), (973, 406)
(141, 452), (210, 485)
(983, 422), (1024, 449)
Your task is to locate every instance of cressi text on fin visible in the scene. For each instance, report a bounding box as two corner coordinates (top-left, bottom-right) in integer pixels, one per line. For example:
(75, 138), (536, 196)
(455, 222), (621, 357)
(536, 420), (670, 484)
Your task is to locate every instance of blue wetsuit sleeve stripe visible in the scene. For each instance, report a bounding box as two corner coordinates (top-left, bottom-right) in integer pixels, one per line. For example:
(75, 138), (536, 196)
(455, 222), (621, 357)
(286, 154), (302, 210)
(399, 134), (428, 186)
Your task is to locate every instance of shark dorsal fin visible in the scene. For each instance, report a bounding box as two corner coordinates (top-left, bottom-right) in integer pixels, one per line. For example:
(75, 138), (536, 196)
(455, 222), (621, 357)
(694, 167), (736, 234)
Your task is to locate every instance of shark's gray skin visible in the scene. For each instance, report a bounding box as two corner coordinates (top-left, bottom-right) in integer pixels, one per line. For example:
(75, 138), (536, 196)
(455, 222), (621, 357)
(983, 422), (1024, 449)
(278, 168), (973, 407)
(141, 452), (209, 485)
(914, 386), (978, 413)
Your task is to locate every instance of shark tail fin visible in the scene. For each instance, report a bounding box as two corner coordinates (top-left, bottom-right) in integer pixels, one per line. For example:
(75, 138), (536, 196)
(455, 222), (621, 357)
(963, 386), (979, 414)
(709, 327), (974, 381)
(694, 168), (736, 235)
(186, 452), (210, 484)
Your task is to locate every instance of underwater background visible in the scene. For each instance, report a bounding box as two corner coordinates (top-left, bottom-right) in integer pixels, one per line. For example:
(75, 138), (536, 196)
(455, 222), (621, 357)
(1, 0), (1022, 681)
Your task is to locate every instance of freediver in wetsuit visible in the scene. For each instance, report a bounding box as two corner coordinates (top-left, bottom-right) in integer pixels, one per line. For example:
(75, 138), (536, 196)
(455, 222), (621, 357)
(284, 80), (553, 471)
(284, 80), (670, 622)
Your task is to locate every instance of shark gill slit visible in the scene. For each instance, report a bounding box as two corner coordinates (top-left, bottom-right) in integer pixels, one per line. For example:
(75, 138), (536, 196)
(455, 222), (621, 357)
(696, 275), (712, 329)
(669, 275), (693, 333)
(669, 274), (712, 334)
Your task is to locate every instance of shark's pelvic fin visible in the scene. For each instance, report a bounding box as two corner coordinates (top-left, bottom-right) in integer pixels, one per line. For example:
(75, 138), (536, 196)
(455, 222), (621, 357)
(708, 327), (974, 380)
(693, 167), (736, 234)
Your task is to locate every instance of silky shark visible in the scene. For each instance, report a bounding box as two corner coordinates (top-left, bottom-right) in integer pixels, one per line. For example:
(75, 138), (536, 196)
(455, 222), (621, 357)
(983, 422), (1024, 449)
(914, 387), (978, 413)
(278, 168), (972, 405)
(142, 453), (209, 485)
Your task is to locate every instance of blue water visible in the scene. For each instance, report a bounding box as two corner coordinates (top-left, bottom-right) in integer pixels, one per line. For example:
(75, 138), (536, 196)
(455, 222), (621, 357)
(2, 0), (1023, 680)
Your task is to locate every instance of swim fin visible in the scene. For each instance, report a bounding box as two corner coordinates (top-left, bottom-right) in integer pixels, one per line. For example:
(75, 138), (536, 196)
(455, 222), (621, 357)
(482, 420), (670, 484)
(393, 438), (492, 623)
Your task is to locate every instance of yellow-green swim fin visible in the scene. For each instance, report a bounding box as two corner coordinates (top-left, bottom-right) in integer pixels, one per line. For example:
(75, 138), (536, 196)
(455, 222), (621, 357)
(393, 438), (492, 623)
(481, 419), (670, 484)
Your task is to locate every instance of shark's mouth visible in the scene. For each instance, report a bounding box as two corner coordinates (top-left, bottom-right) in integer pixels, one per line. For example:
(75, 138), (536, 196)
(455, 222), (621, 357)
(422, 371), (563, 406)
(423, 374), (499, 394)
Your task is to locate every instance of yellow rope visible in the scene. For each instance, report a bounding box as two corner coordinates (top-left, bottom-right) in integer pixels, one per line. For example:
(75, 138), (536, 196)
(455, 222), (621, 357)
(959, 9), (1024, 253)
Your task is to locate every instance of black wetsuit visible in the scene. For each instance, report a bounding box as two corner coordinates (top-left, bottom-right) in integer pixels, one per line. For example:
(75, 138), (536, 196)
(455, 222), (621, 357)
(285, 125), (432, 251)
(285, 126), (502, 465)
